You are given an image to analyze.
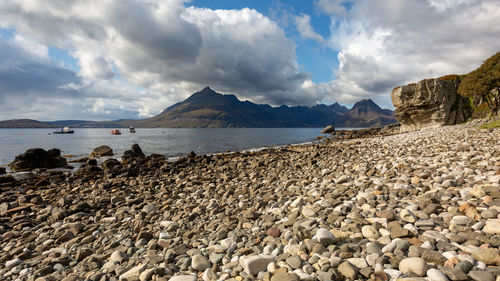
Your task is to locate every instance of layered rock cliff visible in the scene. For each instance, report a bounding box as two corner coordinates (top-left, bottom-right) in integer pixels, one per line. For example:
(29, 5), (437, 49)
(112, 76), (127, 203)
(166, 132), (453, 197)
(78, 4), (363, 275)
(391, 77), (471, 131)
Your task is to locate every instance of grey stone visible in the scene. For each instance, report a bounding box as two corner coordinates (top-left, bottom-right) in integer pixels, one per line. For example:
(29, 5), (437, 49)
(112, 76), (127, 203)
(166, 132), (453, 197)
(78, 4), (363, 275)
(191, 254), (210, 271)
(468, 271), (494, 281)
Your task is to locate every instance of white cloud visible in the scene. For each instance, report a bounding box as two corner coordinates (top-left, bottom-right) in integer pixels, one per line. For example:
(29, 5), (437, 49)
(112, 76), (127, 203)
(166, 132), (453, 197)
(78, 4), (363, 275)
(0, 0), (499, 119)
(316, 0), (500, 108)
(0, 0), (313, 117)
(11, 34), (49, 61)
(315, 0), (353, 16)
(294, 14), (324, 43)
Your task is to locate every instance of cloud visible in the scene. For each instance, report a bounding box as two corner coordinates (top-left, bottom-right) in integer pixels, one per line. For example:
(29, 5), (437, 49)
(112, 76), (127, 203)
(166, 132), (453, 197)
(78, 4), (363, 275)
(0, 0), (314, 118)
(294, 14), (324, 43)
(315, 0), (500, 108)
(0, 34), (180, 120)
(315, 0), (354, 17)
(1, 0), (499, 119)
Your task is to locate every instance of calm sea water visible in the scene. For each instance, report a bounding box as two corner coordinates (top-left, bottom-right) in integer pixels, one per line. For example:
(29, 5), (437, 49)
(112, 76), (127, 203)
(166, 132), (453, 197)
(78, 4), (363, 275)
(0, 128), (339, 166)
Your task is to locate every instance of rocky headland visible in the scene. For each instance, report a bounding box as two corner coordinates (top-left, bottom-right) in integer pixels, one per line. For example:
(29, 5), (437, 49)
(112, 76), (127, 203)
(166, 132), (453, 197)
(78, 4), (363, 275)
(0, 120), (499, 281)
(391, 76), (472, 132)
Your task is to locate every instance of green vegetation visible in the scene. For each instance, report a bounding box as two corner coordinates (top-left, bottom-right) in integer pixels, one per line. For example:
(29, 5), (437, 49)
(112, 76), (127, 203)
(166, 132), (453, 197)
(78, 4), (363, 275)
(458, 51), (500, 116)
(437, 74), (460, 81)
(480, 119), (500, 129)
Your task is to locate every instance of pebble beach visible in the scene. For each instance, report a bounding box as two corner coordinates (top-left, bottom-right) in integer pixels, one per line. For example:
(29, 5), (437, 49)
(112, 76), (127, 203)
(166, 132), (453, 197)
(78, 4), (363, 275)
(1, 122), (500, 281)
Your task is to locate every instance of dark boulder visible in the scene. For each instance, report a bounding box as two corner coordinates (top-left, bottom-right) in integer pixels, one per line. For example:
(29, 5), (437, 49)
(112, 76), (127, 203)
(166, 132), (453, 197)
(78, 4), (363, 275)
(122, 144), (146, 162)
(321, 125), (335, 134)
(131, 144), (145, 158)
(0, 167), (5, 175)
(102, 158), (121, 170)
(0, 175), (16, 184)
(9, 148), (67, 172)
(187, 151), (196, 159)
(90, 145), (113, 157)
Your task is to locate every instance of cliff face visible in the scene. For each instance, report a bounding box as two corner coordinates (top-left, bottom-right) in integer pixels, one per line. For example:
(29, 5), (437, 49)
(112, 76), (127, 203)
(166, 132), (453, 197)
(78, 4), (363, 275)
(391, 77), (471, 131)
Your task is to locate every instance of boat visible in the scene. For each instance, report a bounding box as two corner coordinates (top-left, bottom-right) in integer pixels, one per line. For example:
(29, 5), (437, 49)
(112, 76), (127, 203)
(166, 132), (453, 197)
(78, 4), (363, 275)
(53, 127), (74, 134)
(129, 126), (136, 133)
(111, 129), (122, 135)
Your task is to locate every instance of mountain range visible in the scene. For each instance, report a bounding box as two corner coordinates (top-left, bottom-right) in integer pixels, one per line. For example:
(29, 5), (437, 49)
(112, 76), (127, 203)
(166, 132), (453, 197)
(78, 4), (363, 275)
(0, 87), (396, 128)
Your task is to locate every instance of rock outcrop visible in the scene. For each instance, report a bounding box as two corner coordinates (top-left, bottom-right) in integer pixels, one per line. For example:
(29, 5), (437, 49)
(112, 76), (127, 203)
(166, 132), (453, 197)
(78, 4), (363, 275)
(9, 148), (67, 171)
(391, 77), (471, 131)
(321, 125), (335, 134)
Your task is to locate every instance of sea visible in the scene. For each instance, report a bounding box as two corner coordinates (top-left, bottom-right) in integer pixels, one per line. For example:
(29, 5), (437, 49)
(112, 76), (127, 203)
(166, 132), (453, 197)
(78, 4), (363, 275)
(0, 128), (354, 167)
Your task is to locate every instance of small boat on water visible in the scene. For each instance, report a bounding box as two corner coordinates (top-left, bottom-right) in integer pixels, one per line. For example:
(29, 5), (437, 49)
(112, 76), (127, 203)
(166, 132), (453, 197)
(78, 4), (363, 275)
(129, 126), (136, 133)
(111, 129), (122, 135)
(53, 127), (74, 134)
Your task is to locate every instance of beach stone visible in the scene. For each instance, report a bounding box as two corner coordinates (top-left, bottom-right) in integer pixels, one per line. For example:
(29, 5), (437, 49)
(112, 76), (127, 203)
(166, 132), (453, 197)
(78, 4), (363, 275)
(389, 224), (410, 238)
(470, 186), (486, 198)
(9, 148), (67, 171)
(483, 220), (500, 235)
(302, 207), (316, 218)
(242, 255), (275, 275)
(422, 250), (447, 265)
(401, 209), (417, 223)
(266, 227), (280, 238)
(450, 216), (470, 226)
(160, 221), (179, 231)
(139, 268), (155, 281)
(347, 258), (368, 268)
(192, 254), (210, 271)
(469, 271), (495, 281)
(366, 242), (383, 255)
(142, 203), (157, 214)
(0, 167), (5, 175)
(399, 257), (428, 276)
(455, 261), (473, 274)
(321, 125), (335, 134)
(168, 276), (197, 281)
(472, 248), (500, 265)
(119, 264), (146, 281)
(338, 261), (358, 280)
(481, 209), (498, 219)
(317, 272), (335, 281)
(271, 272), (299, 281)
(362, 225), (380, 239)
(90, 145), (113, 157)
(110, 251), (128, 263)
(6, 258), (22, 268)
(440, 267), (468, 281)
(427, 268), (449, 281)
(316, 228), (336, 245)
(384, 269), (401, 279)
(75, 247), (93, 262)
(286, 255), (302, 269)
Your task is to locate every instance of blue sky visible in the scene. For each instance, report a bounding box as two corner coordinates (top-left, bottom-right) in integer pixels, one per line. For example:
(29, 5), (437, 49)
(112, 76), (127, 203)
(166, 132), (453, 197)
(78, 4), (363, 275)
(0, 0), (499, 120)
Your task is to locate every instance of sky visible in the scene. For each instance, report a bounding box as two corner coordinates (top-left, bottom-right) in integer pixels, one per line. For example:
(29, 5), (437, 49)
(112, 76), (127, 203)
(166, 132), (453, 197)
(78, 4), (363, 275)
(0, 0), (499, 121)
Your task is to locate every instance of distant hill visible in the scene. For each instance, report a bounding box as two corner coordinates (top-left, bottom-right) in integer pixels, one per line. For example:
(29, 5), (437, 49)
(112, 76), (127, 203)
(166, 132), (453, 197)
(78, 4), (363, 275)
(0, 87), (397, 128)
(0, 119), (57, 128)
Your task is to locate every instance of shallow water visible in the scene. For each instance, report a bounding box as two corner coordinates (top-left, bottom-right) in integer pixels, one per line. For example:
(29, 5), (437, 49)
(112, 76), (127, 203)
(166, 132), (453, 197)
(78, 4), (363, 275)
(0, 127), (352, 165)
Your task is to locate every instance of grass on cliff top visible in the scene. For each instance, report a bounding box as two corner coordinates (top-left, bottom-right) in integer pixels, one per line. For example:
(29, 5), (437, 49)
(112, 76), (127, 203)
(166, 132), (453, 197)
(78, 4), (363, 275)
(480, 120), (500, 129)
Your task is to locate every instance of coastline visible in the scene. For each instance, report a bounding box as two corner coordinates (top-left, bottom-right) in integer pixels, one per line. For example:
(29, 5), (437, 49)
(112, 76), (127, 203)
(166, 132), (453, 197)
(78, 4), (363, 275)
(1, 122), (499, 280)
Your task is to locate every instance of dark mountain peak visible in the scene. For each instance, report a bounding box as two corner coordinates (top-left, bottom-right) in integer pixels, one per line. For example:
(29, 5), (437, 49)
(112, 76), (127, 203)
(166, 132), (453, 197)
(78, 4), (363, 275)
(353, 98), (376, 106)
(347, 98), (393, 119)
(351, 98), (384, 112)
(200, 86), (215, 94)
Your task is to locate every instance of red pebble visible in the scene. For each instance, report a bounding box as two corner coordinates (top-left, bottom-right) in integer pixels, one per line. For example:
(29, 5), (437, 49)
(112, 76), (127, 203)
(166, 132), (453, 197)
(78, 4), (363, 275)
(266, 227), (281, 238)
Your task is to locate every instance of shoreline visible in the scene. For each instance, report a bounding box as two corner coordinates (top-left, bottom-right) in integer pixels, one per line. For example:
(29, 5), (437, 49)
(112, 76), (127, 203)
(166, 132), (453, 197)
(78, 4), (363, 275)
(1, 122), (499, 281)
